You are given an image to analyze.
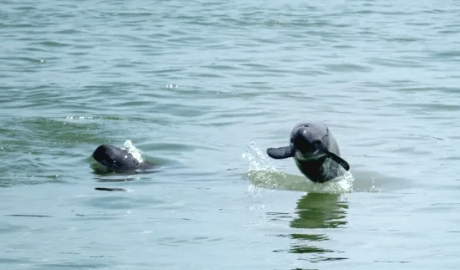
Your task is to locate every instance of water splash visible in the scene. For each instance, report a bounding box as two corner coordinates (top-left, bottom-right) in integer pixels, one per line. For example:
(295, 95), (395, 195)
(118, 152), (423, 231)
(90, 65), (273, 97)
(242, 140), (284, 189)
(242, 140), (354, 194)
(368, 176), (380, 193)
(122, 140), (145, 163)
(242, 140), (276, 171)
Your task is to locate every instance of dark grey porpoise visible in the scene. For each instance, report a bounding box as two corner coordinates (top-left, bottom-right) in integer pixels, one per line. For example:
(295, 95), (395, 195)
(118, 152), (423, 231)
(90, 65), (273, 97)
(92, 144), (154, 172)
(267, 122), (350, 183)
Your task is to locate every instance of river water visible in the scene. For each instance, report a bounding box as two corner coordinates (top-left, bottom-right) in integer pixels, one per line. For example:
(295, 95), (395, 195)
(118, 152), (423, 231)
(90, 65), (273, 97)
(1, 0), (460, 269)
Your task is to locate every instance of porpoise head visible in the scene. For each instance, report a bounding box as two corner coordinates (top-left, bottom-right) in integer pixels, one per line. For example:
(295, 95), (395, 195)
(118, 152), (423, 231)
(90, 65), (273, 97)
(267, 123), (350, 171)
(92, 144), (141, 172)
(290, 123), (330, 161)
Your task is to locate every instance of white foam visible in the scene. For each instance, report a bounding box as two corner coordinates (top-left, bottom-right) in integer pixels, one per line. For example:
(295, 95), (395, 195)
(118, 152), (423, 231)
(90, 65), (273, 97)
(242, 140), (276, 172)
(121, 140), (145, 163)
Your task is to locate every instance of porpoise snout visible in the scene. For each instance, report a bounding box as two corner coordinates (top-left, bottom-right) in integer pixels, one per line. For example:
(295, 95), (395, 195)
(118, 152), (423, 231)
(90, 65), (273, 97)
(291, 128), (320, 153)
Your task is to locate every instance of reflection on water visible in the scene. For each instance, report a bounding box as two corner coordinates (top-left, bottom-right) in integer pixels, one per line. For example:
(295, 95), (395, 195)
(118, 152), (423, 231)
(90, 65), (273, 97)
(289, 193), (349, 262)
(244, 141), (351, 262)
(292, 193), (348, 229)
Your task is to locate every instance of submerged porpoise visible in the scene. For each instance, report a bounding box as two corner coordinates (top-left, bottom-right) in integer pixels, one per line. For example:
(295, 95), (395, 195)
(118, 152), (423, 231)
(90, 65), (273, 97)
(92, 144), (154, 172)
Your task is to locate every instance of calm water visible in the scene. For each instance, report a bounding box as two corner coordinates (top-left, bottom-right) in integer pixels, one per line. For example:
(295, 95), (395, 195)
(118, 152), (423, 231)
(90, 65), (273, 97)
(1, 0), (460, 269)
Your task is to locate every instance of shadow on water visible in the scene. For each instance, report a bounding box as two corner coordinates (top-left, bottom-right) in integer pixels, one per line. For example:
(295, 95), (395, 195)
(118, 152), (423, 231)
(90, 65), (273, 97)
(288, 193), (349, 262)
